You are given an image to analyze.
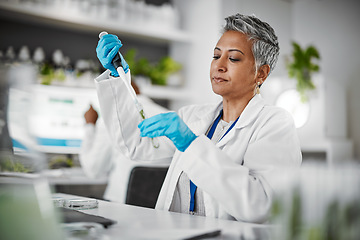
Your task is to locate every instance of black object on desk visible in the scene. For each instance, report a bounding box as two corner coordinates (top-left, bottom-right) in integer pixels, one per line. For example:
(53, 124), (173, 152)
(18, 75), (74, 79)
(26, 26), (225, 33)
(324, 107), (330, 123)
(126, 166), (168, 208)
(59, 207), (116, 228)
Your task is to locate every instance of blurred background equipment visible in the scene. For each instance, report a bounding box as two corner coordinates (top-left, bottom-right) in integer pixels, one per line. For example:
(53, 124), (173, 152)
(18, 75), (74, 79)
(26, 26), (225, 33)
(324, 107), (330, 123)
(0, 177), (64, 240)
(0, 63), (65, 240)
(270, 162), (360, 240)
(1, 63), (47, 174)
(0, 65), (13, 153)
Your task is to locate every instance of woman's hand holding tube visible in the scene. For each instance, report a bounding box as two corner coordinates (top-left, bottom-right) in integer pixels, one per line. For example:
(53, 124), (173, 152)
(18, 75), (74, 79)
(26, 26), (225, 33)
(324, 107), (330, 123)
(96, 34), (129, 77)
(138, 112), (197, 152)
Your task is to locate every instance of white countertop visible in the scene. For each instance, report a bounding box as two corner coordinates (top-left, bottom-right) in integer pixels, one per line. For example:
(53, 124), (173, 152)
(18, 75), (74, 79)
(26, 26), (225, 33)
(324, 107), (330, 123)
(56, 193), (275, 240)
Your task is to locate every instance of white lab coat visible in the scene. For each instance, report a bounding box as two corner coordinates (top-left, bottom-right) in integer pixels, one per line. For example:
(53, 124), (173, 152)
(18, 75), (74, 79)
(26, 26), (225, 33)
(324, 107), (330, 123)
(95, 70), (302, 223)
(79, 95), (170, 203)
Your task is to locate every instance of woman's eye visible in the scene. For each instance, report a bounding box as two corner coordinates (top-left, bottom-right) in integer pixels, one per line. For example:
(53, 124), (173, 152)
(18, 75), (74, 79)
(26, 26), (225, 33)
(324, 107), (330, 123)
(213, 55), (220, 60)
(229, 58), (240, 62)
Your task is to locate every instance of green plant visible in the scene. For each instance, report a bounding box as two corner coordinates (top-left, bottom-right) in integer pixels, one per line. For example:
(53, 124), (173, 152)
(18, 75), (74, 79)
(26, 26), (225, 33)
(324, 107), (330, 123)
(39, 63), (66, 85)
(124, 49), (182, 86)
(48, 156), (73, 169)
(287, 42), (320, 102)
(0, 158), (31, 173)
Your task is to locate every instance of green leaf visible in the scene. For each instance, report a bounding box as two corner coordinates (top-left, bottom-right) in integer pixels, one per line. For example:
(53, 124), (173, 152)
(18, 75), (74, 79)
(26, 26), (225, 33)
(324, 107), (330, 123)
(305, 46), (320, 60)
(123, 48), (182, 86)
(287, 41), (320, 102)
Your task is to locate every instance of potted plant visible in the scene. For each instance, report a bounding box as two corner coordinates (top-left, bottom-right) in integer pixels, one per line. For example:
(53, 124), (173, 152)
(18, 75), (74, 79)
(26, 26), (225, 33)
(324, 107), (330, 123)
(286, 42), (320, 102)
(124, 49), (182, 86)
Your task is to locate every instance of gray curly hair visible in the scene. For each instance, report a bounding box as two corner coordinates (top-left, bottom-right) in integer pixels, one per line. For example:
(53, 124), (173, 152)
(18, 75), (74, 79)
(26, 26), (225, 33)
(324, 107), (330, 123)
(223, 13), (280, 75)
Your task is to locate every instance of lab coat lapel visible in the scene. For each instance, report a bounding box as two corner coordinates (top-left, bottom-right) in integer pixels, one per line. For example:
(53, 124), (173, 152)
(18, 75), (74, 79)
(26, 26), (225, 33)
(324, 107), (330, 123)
(216, 95), (265, 148)
(187, 102), (223, 136)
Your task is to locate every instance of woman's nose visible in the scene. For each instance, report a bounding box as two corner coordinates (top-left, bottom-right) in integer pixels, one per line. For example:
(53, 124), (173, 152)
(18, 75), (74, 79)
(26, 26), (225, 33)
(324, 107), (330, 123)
(215, 57), (227, 72)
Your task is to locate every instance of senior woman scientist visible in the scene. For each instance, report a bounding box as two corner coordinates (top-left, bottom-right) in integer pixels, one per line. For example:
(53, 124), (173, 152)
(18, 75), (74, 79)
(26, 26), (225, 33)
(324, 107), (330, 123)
(94, 13), (302, 223)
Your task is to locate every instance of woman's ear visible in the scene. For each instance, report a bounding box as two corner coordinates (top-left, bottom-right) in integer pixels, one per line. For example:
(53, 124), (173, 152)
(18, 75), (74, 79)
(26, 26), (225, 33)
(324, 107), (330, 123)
(256, 64), (271, 84)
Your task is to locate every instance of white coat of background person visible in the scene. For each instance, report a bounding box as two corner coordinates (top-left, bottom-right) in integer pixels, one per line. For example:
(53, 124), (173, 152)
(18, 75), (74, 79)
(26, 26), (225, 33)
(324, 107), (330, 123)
(94, 13), (302, 223)
(79, 82), (169, 203)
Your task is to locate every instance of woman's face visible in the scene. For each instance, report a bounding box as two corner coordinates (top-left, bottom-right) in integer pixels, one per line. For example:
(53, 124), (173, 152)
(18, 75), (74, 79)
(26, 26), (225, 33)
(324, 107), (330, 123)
(210, 30), (258, 101)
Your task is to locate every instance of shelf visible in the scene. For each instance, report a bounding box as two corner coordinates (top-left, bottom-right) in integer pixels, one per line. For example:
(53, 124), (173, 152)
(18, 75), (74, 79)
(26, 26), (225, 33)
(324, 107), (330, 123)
(0, 2), (191, 44)
(36, 145), (81, 154)
(138, 84), (189, 101)
(31, 82), (188, 101)
(301, 144), (328, 153)
(300, 139), (328, 153)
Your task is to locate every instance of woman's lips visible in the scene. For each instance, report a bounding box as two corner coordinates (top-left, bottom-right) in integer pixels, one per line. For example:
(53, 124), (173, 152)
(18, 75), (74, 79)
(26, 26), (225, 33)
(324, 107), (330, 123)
(212, 77), (228, 83)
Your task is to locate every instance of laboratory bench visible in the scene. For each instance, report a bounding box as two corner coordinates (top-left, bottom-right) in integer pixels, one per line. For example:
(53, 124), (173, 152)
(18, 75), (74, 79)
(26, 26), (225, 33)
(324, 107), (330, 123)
(0, 174), (275, 240)
(55, 193), (275, 240)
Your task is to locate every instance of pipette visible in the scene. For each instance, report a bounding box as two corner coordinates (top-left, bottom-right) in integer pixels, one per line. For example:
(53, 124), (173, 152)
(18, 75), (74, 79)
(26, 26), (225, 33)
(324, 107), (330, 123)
(99, 31), (159, 148)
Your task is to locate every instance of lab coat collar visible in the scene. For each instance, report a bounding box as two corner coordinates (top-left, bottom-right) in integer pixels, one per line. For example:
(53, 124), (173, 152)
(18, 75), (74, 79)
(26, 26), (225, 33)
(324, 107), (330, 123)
(217, 94), (265, 147)
(194, 94), (264, 128)
(234, 94), (265, 129)
(189, 94), (265, 144)
(189, 102), (223, 136)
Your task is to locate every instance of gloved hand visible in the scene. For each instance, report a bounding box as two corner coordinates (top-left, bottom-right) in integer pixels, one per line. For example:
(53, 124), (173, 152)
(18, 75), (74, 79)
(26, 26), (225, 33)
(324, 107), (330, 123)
(96, 34), (129, 77)
(138, 112), (197, 152)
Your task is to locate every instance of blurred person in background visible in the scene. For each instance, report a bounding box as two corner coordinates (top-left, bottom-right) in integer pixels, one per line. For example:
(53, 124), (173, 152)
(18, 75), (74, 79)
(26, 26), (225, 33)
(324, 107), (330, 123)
(94, 13), (302, 223)
(79, 81), (169, 203)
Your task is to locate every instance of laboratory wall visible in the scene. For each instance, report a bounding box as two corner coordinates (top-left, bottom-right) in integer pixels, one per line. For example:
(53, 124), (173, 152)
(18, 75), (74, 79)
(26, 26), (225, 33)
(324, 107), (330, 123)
(171, 0), (223, 109)
(221, 0), (293, 78)
(291, 0), (360, 161)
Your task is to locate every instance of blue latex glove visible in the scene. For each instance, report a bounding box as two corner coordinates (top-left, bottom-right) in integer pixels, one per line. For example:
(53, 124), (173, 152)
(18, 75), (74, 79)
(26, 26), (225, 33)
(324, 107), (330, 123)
(138, 112), (197, 152)
(96, 34), (129, 77)
(118, 52), (129, 74)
